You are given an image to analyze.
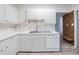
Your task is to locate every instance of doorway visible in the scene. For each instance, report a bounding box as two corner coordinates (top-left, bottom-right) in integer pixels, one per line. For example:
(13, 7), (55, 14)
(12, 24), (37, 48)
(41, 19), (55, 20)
(63, 11), (74, 44)
(56, 11), (76, 51)
(62, 11), (74, 49)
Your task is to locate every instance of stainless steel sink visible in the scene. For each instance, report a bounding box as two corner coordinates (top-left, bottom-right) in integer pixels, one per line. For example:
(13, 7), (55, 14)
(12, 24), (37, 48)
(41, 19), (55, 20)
(30, 31), (51, 33)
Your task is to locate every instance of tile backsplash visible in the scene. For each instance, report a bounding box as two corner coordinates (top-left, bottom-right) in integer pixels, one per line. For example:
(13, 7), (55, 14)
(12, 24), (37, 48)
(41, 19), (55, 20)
(0, 22), (55, 31)
(0, 23), (17, 31)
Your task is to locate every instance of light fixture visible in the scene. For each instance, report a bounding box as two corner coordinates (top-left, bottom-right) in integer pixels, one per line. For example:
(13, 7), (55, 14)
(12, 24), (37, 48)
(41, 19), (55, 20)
(66, 24), (68, 26)
(71, 23), (74, 26)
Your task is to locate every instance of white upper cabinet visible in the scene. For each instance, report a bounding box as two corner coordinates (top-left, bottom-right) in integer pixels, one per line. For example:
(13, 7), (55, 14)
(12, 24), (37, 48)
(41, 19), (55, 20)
(0, 4), (17, 23)
(26, 9), (56, 24)
(17, 8), (56, 24)
(0, 5), (5, 21)
(5, 5), (17, 23)
(17, 9), (25, 23)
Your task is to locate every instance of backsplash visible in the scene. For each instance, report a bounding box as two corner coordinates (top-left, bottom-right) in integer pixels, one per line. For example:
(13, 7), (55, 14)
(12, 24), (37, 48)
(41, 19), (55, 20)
(0, 23), (17, 31)
(0, 22), (55, 31)
(16, 22), (55, 31)
(37, 23), (55, 31)
(16, 22), (36, 31)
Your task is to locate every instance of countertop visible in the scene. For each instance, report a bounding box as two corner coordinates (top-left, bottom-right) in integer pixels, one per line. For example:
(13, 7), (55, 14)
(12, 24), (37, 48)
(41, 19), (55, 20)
(0, 30), (59, 42)
(0, 30), (31, 41)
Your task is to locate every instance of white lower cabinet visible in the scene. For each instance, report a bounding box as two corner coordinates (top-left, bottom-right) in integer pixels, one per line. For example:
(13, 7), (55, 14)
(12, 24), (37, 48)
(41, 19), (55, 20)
(45, 34), (60, 51)
(18, 34), (45, 51)
(31, 34), (45, 51)
(18, 33), (60, 52)
(0, 41), (7, 55)
(18, 34), (32, 51)
(0, 33), (60, 55)
(6, 36), (17, 55)
(0, 36), (17, 55)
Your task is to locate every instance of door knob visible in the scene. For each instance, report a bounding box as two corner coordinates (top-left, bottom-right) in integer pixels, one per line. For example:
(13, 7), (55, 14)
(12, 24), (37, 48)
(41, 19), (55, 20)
(66, 24), (68, 26)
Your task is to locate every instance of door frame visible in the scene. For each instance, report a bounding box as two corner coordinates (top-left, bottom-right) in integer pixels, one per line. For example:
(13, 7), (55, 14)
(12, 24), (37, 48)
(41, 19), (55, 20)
(74, 10), (77, 48)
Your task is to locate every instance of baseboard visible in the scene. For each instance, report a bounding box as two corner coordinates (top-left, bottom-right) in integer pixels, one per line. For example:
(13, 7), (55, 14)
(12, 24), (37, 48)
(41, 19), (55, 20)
(16, 51), (61, 55)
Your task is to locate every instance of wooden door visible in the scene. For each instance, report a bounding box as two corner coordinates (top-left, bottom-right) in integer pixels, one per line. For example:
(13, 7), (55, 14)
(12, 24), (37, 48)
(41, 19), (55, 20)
(63, 11), (74, 41)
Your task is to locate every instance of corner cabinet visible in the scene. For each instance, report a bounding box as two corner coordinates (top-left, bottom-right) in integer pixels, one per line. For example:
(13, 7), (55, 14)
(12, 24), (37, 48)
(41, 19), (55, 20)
(0, 36), (17, 55)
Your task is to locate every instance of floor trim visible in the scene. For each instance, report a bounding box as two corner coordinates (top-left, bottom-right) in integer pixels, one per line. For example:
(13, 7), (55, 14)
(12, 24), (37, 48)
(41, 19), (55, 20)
(16, 51), (61, 55)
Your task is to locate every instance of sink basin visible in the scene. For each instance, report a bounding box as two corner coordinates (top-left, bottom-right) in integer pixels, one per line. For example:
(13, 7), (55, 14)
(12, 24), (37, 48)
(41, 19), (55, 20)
(30, 31), (51, 33)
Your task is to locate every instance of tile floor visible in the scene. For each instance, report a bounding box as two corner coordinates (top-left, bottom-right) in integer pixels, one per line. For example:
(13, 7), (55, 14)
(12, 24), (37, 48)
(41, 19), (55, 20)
(17, 37), (79, 55)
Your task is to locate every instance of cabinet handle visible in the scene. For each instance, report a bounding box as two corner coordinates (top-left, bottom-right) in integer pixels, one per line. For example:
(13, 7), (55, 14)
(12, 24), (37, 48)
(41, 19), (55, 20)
(48, 34), (55, 36)
(48, 35), (52, 36)
(6, 46), (8, 48)
(0, 49), (3, 53)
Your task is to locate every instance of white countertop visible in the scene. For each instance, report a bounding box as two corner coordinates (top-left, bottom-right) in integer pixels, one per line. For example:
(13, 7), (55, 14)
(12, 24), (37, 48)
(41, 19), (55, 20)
(0, 30), (59, 42)
(0, 30), (31, 41)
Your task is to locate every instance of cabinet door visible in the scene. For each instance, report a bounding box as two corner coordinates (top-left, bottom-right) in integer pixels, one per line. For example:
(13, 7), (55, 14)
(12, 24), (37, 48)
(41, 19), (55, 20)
(13, 37), (18, 54)
(18, 9), (25, 23)
(9, 37), (17, 55)
(4, 39), (13, 55)
(0, 41), (6, 55)
(7, 37), (17, 55)
(5, 5), (17, 23)
(31, 34), (45, 51)
(0, 5), (5, 21)
(0, 37), (17, 55)
(0, 40), (10, 55)
(18, 35), (31, 51)
(45, 34), (60, 49)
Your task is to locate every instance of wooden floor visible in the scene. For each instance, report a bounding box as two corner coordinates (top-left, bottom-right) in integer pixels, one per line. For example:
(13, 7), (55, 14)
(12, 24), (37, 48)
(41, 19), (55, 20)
(17, 37), (79, 55)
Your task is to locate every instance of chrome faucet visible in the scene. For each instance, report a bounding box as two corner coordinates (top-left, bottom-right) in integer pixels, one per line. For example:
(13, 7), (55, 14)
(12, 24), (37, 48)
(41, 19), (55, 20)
(36, 21), (38, 32)
(28, 19), (44, 32)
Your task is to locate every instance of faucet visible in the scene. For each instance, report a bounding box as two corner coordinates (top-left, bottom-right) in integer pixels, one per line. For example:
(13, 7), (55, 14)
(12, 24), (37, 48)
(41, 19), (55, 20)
(28, 19), (44, 32)
(36, 21), (38, 32)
